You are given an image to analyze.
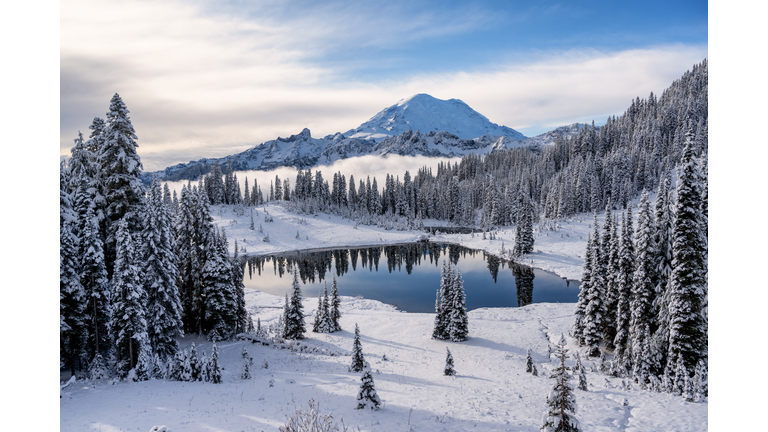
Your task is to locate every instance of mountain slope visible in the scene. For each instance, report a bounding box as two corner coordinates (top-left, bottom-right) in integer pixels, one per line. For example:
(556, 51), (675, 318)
(345, 93), (526, 140)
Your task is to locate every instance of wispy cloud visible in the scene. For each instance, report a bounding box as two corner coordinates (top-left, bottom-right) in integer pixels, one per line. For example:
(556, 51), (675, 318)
(61, 0), (706, 171)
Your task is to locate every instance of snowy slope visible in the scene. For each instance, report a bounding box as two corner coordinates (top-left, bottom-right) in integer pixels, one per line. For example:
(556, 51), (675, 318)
(60, 298), (707, 432)
(345, 93), (526, 141)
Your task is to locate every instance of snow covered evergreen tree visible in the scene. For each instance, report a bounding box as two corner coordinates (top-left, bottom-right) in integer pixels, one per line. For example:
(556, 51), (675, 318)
(99, 93), (145, 276)
(513, 198), (535, 256)
(583, 213), (605, 357)
(231, 240), (249, 334)
(356, 361), (381, 410)
(432, 260), (452, 340)
(526, 349), (534, 373)
(141, 178), (183, 361)
(80, 203), (111, 360)
(447, 268), (469, 342)
(202, 229), (239, 339)
(572, 232), (593, 346)
(241, 346), (252, 379)
(282, 267), (306, 340)
(613, 206), (635, 374)
(312, 290), (323, 333)
(630, 190), (657, 381)
(330, 276), (342, 332)
(350, 323), (365, 373)
(109, 218), (149, 376)
(444, 347), (456, 376)
(540, 335), (580, 432)
(209, 342), (222, 384)
(60, 165), (88, 375)
(318, 283), (334, 333)
(666, 136), (708, 373)
(574, 352), (588, 391)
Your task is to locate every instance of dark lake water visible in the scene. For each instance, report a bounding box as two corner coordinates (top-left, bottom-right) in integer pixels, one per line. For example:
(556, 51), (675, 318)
(243, 242), (580, 313)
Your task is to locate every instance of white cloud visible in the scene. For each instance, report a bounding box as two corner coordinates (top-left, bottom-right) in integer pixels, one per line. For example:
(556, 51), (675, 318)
(61, 0), (707, 171)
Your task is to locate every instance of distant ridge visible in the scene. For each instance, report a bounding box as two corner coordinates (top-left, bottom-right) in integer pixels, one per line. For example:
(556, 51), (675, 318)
(143, 95), (586, 183)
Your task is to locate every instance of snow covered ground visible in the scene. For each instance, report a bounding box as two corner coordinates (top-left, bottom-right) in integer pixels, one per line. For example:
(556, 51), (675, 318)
(60, 295), (707, 431)
(60, 198), (708, 431)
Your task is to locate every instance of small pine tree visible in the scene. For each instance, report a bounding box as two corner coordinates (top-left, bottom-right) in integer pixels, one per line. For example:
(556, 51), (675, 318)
(526, 349), (534, 373)
(282, 268), (306, 340)
(312, 291), (323, 333)
(199, 351), (210, 383)
(210, 342), (222, 384)
(167, 351), (183, 381)
(350, 323), (365, 372)
(319, 283), (334, 333)
(532, 363), (539, 377)
(180, 349), (192, 382)
(694, 359), (707, 401)
(189, 342), (200, 381)
(241, 346), (251, 379)
(540, 334), (580, 432)
(599, 352), (608, 374)
(132, 342), (151, 382)
(673, 355), (686, 396)
(575, 353), (588, 391)
(330, 277), (342, 332)
(356, 362), (381, 410)
(683, 374), (696, 402)
(88, 353), (110, 380)
(151, 353), (165, 380)
(444, 347), (456, 376)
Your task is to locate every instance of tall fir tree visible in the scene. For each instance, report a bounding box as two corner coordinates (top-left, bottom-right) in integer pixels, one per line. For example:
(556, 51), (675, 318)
(60, 163), (88, 375)
(110, 218), (149, 375)
(99, 93), (145, 277)
(666, 135), (708, 373)
(231, 240), (248, 334)
(80, 203), (111, 359)
(572, 232), (593, 346)
(141, 178), (184, 360)
(583, 213), (605, 357)
(202, 229), (238, 339)
(630, 190), (657, 379)
(602, 209), (620, 349)
(613, 206), (635, 374)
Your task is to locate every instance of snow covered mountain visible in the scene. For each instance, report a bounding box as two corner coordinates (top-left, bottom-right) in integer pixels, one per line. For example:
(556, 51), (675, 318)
(145, 96), (582, 183)
(345, 94), (526, 141)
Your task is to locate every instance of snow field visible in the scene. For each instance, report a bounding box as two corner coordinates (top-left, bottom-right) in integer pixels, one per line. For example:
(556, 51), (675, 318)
(61, 293), (706, 431)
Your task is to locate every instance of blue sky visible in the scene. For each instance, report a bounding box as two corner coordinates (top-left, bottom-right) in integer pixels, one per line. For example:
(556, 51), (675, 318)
(60, 0), (707, 170)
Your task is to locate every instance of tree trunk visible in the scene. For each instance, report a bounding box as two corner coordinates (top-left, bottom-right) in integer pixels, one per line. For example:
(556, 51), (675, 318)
(129, 333), (134, 370)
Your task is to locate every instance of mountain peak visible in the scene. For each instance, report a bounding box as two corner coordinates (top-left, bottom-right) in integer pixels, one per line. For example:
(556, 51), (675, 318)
(346, 94), (525, 141)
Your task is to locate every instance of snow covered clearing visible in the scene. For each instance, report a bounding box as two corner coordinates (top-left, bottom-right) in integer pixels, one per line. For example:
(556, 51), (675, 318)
(60, 298), (707, 431)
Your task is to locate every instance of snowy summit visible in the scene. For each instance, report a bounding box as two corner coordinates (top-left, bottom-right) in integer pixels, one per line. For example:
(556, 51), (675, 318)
(346, 94), (527, 141)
